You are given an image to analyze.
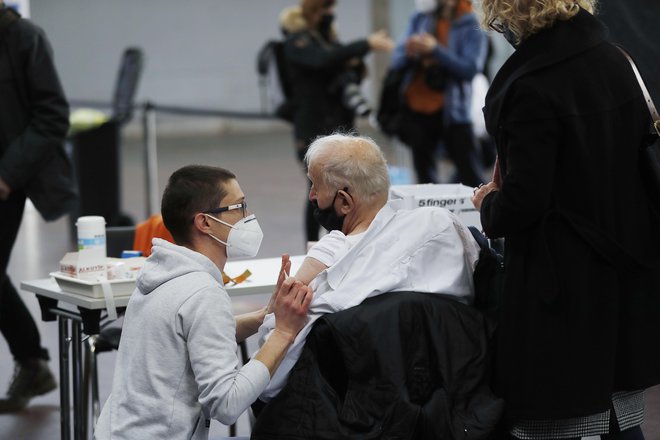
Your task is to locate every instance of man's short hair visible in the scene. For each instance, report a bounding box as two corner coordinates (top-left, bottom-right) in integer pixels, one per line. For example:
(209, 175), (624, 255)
(161, 165), (236, 245)
(304, 133), (390, 203)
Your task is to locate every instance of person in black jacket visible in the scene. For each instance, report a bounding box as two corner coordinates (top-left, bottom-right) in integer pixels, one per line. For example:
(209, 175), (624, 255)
(0, 3), (69, 412)
(472, 1), (660, 439)
(281, 0), (393, 244)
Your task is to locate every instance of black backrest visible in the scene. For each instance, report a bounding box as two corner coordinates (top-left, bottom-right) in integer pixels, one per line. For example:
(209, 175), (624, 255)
(106, 226), (136, 258)
(112, 47), (144, 124)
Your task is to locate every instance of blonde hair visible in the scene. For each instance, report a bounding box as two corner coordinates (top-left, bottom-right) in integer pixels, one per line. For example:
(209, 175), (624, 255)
(479, 0), (598, 44)
(279, 6), (307, 34)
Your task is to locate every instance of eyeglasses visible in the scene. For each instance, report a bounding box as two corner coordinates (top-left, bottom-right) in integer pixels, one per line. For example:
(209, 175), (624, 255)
(204, 201), (247, 219)
(488, 17), (505, 34)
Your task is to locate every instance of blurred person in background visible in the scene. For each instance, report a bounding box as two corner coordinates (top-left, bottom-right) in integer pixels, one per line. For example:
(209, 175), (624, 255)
(0, 2), (70, 412)
(391, 0), (487, 185)
(472, 0), (660, 438)
(280, 0), (393, 245)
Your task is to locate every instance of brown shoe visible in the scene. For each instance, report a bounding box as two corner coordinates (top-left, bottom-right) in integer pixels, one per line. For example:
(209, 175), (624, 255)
(0, 358), (57, 413)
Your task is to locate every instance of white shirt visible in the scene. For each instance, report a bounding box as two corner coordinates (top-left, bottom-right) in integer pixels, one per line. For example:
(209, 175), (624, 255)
(258, 202), (480, 401)
(307, 229), (366, 267)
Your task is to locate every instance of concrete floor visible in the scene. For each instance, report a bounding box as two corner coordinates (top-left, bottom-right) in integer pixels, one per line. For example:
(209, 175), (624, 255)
(0, 126), (659, 439)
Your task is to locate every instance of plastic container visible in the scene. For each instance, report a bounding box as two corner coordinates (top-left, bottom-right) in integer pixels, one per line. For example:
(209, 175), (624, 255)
(120, 250), (142, 258)
(76, 216), (107, 280)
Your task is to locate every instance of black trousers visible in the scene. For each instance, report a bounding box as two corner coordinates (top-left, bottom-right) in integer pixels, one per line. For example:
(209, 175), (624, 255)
(399, 107), (484, 186)
(0, 191), (49, 362)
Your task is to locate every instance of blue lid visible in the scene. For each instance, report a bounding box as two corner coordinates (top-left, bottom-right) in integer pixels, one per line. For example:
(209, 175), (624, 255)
(121, 250), (142, 258)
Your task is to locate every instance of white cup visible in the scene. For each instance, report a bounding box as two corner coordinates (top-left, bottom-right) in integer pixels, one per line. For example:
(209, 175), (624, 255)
(76, 216), (107, 280)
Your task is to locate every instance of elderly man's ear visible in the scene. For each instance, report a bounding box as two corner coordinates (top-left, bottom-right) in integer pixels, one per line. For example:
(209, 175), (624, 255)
(337, 189), (354, 215)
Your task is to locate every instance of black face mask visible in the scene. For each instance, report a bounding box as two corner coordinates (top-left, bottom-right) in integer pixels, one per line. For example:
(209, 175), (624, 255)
(313, 188), (347, 232)
(318, 13), (334, 37)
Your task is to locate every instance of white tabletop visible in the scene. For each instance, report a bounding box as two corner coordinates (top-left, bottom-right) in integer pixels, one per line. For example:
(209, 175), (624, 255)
(20, 255), (305, 311)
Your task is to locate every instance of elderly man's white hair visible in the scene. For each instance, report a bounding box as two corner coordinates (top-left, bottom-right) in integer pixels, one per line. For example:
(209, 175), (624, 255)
(304, 133), (390, 203)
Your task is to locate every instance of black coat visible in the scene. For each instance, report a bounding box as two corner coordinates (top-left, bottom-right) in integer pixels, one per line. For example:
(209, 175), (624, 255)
(284, 29), (369, 148)
(0, 8), (74, 221)
(251, 292), (504, 440)
(480, 9), (660, 420)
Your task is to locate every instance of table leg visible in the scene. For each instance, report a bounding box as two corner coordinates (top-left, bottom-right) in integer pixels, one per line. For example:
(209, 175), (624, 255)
(88, 336), (101, 428)
(82, 339), (91, 438)
(72, 322), (84, 440)
(59, 317), (71, 440)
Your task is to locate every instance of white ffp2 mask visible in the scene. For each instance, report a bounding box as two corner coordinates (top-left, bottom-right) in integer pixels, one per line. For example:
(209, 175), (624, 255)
(205, 213), (264, 259)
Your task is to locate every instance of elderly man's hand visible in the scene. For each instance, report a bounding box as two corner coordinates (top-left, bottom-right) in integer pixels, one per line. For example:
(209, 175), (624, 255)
(0, 177), (11, 200)
(271, 277), (312, 342)
(471, 182), (499, 212)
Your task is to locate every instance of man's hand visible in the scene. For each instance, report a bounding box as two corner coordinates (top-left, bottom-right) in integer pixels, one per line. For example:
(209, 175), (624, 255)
(0, 177), (11, 200)
(266, 254), (292, 315)
(471, 182), (499, 211)
(253, 275), (313, 376)
(368, 30), (394, 53)
(271, 277), (312, 343)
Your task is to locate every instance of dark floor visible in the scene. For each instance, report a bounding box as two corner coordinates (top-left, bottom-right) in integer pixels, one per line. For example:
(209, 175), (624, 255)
(0, 126), (659, 439)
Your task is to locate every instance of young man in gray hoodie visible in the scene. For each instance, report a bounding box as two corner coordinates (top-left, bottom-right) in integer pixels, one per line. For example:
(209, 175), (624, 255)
(95, 165), (311, 440)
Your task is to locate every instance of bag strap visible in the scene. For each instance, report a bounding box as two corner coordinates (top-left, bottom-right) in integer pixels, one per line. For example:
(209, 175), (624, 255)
(616, 45), (660, 136)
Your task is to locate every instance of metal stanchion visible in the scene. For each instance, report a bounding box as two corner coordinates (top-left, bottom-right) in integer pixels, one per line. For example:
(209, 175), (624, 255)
(142, 102), (160, 218)
(72, 322), (84, 440)
(88, 335), (101, 428)
(59, 317), (71, 440)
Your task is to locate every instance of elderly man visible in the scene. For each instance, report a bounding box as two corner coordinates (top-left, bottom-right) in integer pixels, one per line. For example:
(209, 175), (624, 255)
(258, 133), (480, 401)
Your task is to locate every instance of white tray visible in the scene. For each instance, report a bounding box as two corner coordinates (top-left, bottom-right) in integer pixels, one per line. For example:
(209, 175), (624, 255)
(49, 272), (136, 298)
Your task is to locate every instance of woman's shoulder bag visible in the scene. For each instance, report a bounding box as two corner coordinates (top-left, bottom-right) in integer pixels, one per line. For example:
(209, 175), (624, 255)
(617, 45), (660, 212)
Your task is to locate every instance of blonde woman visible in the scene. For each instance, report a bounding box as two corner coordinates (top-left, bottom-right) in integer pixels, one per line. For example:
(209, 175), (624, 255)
(472, 1), (660, 439)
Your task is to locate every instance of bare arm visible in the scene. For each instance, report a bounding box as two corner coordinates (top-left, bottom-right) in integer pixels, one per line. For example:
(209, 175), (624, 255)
(235, 308), (267, 343)
(294, 256), (328, 285)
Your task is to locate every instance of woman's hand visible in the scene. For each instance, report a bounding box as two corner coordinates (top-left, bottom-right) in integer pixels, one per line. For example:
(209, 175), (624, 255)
(405, 33), (437, 57)
(471, 182), (500, 211)
(368, 30), (394, 52)
(0, 177), (11, 200)
(492, 156), (502, 188)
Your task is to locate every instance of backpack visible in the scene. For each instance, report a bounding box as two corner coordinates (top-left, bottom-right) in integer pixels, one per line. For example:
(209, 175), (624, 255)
(375, 68), (406, 137)
(256, 40), (295, 122)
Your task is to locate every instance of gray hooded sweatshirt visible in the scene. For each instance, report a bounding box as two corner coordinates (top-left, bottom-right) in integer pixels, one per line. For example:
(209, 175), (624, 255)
(95, 238), (269, 440)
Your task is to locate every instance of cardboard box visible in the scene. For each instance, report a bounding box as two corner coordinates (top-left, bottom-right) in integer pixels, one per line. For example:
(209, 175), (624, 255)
(59, 251), (106, 281)
(389, 183), (481, 228)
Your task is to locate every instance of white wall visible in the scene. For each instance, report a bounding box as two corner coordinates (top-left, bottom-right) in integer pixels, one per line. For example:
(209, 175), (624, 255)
(31, 0), (374, 132)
